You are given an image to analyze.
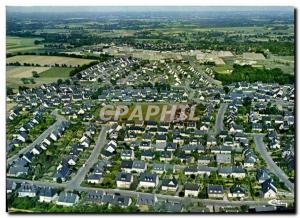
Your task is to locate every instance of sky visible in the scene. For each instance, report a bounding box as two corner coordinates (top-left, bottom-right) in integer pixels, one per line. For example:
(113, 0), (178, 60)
(6, 6), (294, 13)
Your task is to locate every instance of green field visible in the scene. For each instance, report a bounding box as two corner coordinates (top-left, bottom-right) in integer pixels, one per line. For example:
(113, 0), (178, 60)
(39, 67), (74, 78)
(7, 55), (96, 67)
(7, 36), (44, 53)
(6, 66), (74, 91)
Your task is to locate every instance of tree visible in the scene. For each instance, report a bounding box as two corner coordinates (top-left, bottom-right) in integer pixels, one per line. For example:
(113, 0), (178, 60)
(57, 79), (63, 84)
(7, 87), (14, 95)
(178, 191), (185, 197)
(32, 71), (39, 78)
(56, 177), (62, 183)
(223, 86), (230, 94)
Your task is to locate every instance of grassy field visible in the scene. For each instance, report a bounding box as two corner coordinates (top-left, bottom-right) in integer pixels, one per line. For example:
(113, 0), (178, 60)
(6, 36), (44, 53)
(6, 66), (50, 78)
(39, 67), (74, 78)
(6, 55), (96, 67)
(6, 66), (74, 90)
(213, 65), (233, 74)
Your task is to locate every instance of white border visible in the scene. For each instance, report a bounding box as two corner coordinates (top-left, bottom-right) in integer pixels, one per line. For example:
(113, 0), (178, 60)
(1, 1), (299, 218)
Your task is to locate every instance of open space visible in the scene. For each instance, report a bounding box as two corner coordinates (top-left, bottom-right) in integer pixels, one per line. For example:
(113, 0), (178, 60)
(6, 55), (97, 67)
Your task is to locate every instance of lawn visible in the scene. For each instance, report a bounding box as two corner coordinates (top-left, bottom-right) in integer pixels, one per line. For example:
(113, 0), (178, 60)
(6, 36), (44, 53)
(6, 55), (97, 67)
(213, 65), (233, 74)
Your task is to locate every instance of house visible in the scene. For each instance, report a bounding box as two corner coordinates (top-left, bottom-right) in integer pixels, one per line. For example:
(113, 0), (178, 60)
(17, 132), (28, 142)
(256, 168), (271, 183)
(218, 166), (245, 178)
(56, 192), (80, 207)
(112, 195), (132, 208)
(166, 142), (177, 151)
(139, 141), (151, 150)
(141, 150), (154, 160)
(160, 151), (173, 162)
(228, 184), (246, 198)
(121, 149), (134, 160)
(43, 136), (52, 145)
(165, 202), (183, 213)
(211, 146), (232, 154)
(23, 152), (34, 163)
(7, 165), (29, 177)
(50, 130), (61, 141)
(229, 124), (243, 133)
(54, 164), (70, 182)
(87, 174), (103, 184)
(216, 153), (231, 164)
(137, 194), (157, 206)
(86, 190), (105, 202)
(18, 183), (38, 197)
(81, 138), (91, 148)
(6, 180), (17, 193)
(184, 183), (200, 197)
(63, 155), (78, 166)
(268, 138), (280, 149)
(132, 160), (146, 173)
(139, 173), (158, 188)
(184, 166), (198, 175)
(161, 177), (178, 192)
(121, 160), (133, 173)
(207, 184), (224, 198)
(156, 135), (167, 144)
(116, 172), (133, 189)
(197, 165), (212, 176)
(262, 179), (277, 199)
(198, 156), (212, 165)
(32, 145), (43, 155)
(39, 186), (58, 203)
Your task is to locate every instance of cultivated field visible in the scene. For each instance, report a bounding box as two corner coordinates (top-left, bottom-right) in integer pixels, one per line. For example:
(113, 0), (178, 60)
(6, 66), (74, 90)
(6, 66), (50, 78)
(7, 36), (44, 53)
(6, 55), (96, 67)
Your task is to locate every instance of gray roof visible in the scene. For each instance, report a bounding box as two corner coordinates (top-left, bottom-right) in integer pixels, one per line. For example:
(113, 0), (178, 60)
(137, 194), (156, 205)
(58, 192), (79, 203)
(116, 172), (132, 182)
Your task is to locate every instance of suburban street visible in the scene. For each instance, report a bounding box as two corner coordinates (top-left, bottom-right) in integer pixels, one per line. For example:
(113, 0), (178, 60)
(8, 177), (291, 208)
(66, 125), (109, 190)
(7, 111), (66, 165)
(215, 103), (228, 135)
(253, 134), (294, 193)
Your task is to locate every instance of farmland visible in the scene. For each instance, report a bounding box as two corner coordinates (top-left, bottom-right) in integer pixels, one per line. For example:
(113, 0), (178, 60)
(6, 66), (50, 78)
(6, 66), (73, 90)
(6, 55), (97, 67)
(6, 36), (44, 53)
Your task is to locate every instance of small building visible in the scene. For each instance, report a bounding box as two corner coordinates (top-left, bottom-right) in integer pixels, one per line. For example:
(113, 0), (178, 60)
(139, 173), (158, 188)
(39, 186), (58, 203)
(56, 192), (80, 207)
(207, 184), (224, 198)
(116, 172), (133, 189)
(161, 177), (178, 192)
(184, 183), (200, 197)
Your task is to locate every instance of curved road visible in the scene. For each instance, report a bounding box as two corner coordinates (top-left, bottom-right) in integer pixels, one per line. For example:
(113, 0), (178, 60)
(253, 134), (294, 193)
(66, 126), (108, 190)
(215, 103), (228, 135)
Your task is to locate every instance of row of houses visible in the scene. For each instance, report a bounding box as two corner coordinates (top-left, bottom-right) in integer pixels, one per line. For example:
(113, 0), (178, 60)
(7, 121), (70, 178)
(54, 126), (96, 182)
(7, 181), (79, 207)
(7, 107), (46, 153)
